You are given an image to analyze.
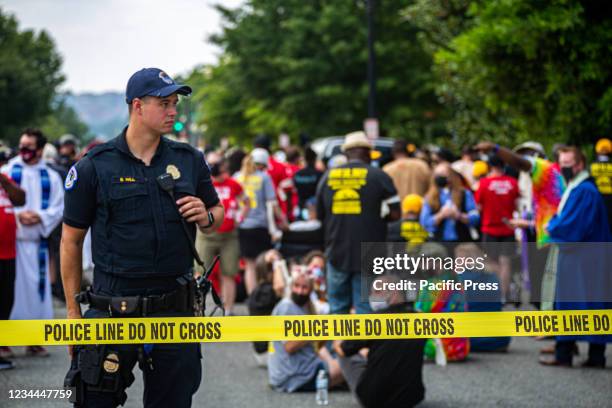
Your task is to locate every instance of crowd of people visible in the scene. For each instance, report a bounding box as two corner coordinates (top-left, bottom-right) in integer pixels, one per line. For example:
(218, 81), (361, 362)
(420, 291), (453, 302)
(1, 125), (611, 406)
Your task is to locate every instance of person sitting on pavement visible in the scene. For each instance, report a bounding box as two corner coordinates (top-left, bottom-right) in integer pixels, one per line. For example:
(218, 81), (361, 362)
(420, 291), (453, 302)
(268, 271), (344, 392)
(415, 243), (470, 363)
(249, 249), (283, 367)
(303, 250), (329, 315)
(333, 274), (426, 408)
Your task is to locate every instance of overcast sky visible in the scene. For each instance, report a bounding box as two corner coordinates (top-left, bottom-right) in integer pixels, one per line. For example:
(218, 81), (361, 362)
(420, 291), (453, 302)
(1, 0), (242, 94)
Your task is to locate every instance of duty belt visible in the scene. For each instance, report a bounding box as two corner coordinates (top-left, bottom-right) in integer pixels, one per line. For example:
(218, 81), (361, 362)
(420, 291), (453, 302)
(76, 285), (192, 317)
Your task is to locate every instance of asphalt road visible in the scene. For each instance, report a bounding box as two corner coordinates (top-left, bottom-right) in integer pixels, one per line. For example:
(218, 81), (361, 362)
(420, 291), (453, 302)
(1, 302), (611, 408)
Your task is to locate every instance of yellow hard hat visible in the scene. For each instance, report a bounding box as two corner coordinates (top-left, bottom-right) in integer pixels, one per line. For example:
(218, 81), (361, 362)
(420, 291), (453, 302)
(473, 160), (489, 178)
(370, 150), (382, 160)
(595, 138), (611, 155)
(402, 194), (423, 215)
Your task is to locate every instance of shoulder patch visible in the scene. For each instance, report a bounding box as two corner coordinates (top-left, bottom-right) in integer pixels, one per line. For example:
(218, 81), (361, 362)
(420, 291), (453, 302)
(65, 165), (78, 190)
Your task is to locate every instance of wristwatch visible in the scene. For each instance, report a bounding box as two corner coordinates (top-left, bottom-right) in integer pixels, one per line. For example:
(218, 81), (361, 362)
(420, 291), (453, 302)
(200, 210), (215, 229)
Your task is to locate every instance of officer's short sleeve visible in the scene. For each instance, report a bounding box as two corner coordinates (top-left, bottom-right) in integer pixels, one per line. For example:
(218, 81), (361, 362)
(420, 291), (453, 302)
(196, 153), (220, 208)
(63, 157), (97, 229)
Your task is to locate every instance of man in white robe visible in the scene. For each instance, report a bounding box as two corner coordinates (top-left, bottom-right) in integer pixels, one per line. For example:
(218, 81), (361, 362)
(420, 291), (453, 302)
(1, 130), (63, 331)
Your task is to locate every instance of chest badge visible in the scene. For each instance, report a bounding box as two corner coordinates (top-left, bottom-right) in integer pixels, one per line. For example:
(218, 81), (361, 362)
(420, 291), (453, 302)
(166, 164), (181, 180)
(103, 353), (120, 373)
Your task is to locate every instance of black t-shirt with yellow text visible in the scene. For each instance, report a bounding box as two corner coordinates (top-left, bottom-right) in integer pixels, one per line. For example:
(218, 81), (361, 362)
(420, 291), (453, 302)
(316, 161), (397, 272)
(387, 218), (429, 244)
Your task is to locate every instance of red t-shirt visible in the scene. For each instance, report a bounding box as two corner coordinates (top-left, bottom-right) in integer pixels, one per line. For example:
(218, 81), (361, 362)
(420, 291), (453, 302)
(283, 163), (301, 220)
(475, 174), (519, 236)
(214, 177), (244, 233)
(267, 157), (296, 219)
(267, 157), (290, 189)
(0, 176), (17, 259)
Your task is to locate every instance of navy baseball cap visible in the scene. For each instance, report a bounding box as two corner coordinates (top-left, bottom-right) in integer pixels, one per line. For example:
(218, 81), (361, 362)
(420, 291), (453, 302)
(125, 68), (192, 103)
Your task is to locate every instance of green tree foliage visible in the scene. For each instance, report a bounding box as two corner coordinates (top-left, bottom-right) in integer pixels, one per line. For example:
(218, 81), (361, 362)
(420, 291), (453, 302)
(195, 0), (443, 145)
(39, 97), (90, 142)
(185, 62), (251, 145)
(411, 0), (612, 147)
(0, 8), (65, 145)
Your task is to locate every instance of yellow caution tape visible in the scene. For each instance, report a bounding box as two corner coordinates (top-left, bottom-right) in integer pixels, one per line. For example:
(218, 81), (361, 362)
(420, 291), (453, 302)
(0, 310), (610, 346)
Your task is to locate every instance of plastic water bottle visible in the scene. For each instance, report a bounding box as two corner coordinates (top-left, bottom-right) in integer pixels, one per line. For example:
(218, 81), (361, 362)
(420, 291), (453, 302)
(315, 369), (329, 405)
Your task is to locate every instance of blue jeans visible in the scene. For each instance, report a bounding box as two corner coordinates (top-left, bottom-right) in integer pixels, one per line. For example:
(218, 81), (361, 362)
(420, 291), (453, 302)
(326, 262), (372, 314)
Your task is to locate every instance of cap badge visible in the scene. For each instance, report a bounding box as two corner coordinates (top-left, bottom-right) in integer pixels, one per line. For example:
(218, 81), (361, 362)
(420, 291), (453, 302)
(159, 71), (174, 85)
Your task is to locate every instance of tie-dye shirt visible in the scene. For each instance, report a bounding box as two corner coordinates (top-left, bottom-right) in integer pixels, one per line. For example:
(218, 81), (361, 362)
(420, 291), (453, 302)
(528, 157), (566, 246)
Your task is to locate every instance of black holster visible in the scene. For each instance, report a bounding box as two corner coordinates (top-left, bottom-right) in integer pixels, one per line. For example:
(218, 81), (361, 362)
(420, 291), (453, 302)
(64, 346), (84, 407)
(64, 345), (135, 407)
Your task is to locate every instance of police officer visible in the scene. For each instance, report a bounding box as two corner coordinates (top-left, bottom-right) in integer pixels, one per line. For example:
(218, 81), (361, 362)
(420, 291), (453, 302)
(60, 68), (224, 407)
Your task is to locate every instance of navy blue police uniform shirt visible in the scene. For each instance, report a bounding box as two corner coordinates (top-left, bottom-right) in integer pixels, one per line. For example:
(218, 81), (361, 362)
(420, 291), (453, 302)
(63, 128), (219, 296)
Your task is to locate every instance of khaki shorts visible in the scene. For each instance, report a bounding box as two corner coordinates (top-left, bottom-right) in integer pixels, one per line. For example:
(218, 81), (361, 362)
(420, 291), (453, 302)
(195, 229), (240, 277)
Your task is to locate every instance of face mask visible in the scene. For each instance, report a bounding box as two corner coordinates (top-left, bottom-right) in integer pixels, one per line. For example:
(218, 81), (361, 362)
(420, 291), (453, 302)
(434, 176), (448, 188)
(291, 292), (310, 307)
(210, 163), (222, 177)
(560, 166), (574, 183)
(58, 154), (72, 165)
(310, 267), (323, 277)
(19, 147), (37, 163)
(369, 296), (389, 312)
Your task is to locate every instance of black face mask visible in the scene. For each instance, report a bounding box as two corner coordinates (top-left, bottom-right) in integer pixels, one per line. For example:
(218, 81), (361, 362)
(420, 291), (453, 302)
(561, 166), (574, 183)
(58, 154), (74, 166)
(210, 163), (222, 177)
(19, 147), (37, 163)
(291, 292), (310, 307)
(434, 176), (448, 188)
